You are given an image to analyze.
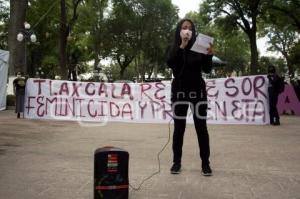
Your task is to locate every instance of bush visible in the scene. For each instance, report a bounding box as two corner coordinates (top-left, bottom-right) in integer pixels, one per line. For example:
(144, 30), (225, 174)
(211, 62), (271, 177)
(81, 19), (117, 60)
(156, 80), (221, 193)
(6, 95), (16, 106)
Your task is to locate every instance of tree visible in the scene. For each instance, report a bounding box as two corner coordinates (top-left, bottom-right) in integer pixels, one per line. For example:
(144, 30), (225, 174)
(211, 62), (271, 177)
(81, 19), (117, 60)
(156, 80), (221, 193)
(186, 6), (250, 77)
(79, 0), (109, 70)
(215, 30), (250, 76)
(289, 41), (300, 76)
(258, 56), (286, 76)
(26, 0), (60, 77)
(0, 0), (9, 49)
(59, 0), (83, 80)
(8, 0), (28, 75)
(267, 0), (300, 32)
(107, 0), (139, 79)
(135, 0), (177, 81)
(25, 0), (91, 79)
(205, 0), (265, 74)
(265, 25), (297, 78)
(186, 1), (213, 32)
(259, 1), (299, 78)
(105, 0), (177, 80)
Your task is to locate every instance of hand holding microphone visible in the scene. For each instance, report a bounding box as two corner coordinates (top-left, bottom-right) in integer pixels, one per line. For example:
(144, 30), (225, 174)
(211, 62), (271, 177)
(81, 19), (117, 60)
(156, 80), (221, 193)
(180, 29), (192, 49)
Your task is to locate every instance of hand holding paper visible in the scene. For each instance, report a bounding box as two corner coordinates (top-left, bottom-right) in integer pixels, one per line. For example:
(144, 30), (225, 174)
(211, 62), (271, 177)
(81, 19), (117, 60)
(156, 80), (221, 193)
(191, 33), (214, 55)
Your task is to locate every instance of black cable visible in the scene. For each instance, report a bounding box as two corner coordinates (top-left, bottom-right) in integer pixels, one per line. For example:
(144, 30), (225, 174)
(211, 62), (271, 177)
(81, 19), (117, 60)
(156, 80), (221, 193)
(129, 118), (173, 191)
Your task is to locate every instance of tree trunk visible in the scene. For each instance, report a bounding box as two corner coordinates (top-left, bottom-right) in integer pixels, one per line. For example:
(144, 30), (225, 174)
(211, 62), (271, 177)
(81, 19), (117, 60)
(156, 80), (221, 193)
(94, 54), (100, 70)
(248, 30), (258, 75)
(59, 0), (68, 79)
(141, 64), (146, 82)
(120, 66), (126, 79)
(287, 60), (294, 79)
(282, 52), (294, 79)
(117, 55), (134, 80)
(147, 64), (154, 80)
(8, 0), (28, 76)
(134, 56), (140, 82)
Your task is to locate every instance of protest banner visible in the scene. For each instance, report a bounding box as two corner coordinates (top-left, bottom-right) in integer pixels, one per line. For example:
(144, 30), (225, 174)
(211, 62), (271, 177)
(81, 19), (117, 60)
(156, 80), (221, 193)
(24, 75), (269, 125)
(277, 85), (300, 115)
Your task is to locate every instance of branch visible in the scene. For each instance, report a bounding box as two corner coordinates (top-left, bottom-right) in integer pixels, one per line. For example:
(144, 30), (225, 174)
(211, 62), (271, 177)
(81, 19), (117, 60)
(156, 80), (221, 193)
(220, 9), (247, 33)
(270, 5), (300, 30)
(236, 20), (247, 33)
(276, 30), (295, 53)
(251, 0), (261, 18)
(66, 0), (83, 36)
(124, 55), (135, 67)
(220, 9), (231, 16)
(116, 54), (135, 69)
(232, 0), (251, 31)
(272, 43), (284, 55)
(253, 0), (261, 10)
(116, 55), (123, 68)
(291, 0), (300, 8)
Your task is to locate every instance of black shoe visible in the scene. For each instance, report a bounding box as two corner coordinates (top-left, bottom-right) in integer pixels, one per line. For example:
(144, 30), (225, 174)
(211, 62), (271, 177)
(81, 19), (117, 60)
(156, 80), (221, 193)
(274, 121), (280, 125)
(170, 163), (181, 174)
(202, 164), (212, 176)
(17, 113), (20, 118)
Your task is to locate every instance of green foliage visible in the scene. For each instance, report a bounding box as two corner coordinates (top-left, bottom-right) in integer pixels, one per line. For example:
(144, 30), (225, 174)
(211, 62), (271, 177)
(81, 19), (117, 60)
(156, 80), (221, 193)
(214, 30), (251, 76)
(186, 2), (251, 77)
(259, 0), (299, 78)
(6, 94), (15, 107)
(102, 63), (136, 82)
(78, 0), (110, 68)
(258, 56), (286, 75)
(41, 55), (59, 79)
(4, 0), (299, 80)
(25, 0), (92, 78)
(108, 0), (137, 70)
(185, 2), (213, 34)
(26, 0), (60, 77)
(266, 0), (300, 32)
(204, 0), (264, 74)
(4, 0), (178, 80)
(136, 0), (178, 80)
(104, 0), (177, 80)
(0, 0), (9, 49)
(289, 41), (300, 74)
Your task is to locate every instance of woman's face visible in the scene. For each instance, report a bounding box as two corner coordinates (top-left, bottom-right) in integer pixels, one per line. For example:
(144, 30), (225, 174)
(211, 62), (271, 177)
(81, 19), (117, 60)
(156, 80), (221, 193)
(181, 21), (192, 31)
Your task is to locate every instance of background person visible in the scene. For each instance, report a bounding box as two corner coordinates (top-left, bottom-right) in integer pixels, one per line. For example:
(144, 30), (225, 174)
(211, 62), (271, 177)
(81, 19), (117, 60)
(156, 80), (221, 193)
(13, 72), (26, 118)
(267, 65), (281, 125)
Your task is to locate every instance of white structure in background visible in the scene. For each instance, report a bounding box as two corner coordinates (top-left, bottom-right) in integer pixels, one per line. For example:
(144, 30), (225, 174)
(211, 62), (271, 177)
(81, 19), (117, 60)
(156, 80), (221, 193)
(0, 49), (9, 111)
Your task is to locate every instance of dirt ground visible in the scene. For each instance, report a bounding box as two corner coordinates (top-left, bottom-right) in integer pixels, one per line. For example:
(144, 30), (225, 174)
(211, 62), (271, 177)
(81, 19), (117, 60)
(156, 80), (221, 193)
(0, 110), (300, 199)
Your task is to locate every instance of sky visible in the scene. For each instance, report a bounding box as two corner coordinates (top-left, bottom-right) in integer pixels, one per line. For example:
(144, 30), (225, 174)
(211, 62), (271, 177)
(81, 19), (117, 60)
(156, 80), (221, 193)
(171, 0), (274, 56)
(171, 0), (201, 18)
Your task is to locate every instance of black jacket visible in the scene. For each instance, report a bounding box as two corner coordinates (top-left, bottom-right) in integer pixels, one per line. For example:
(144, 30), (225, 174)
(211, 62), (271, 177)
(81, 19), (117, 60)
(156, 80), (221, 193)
(13, 77), (27, 96)
(267, 73), (282, 95)
(167, 45), (213, 94)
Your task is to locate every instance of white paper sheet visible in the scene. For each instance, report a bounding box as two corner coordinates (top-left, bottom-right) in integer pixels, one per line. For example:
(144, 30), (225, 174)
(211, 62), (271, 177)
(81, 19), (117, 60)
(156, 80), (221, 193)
(191, 33), (214, 54)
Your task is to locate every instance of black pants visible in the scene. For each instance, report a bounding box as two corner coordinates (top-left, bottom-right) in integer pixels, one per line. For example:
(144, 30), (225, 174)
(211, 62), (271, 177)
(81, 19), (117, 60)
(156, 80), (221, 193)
(171, 97), (210, 166)
(269, 91), (280, 124)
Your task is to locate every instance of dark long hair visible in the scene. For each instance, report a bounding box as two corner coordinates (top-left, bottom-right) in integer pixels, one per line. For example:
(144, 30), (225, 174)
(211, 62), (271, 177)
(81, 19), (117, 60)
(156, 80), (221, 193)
(268, 65), (276, 73)
(173, 19), (197, 50)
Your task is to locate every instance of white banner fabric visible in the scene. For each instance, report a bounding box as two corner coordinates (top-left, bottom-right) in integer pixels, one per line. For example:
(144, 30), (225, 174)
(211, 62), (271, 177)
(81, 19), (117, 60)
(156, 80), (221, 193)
(0, 50), (9, 111)
(24, 75), (269, 125)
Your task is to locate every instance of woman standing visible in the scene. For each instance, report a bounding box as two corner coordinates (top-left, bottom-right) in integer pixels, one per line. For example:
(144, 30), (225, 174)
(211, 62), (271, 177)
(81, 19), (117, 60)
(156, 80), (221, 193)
(166, 19), (213, 176)
(267, 65), (281, 125)
(13, 72), (26, 118)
